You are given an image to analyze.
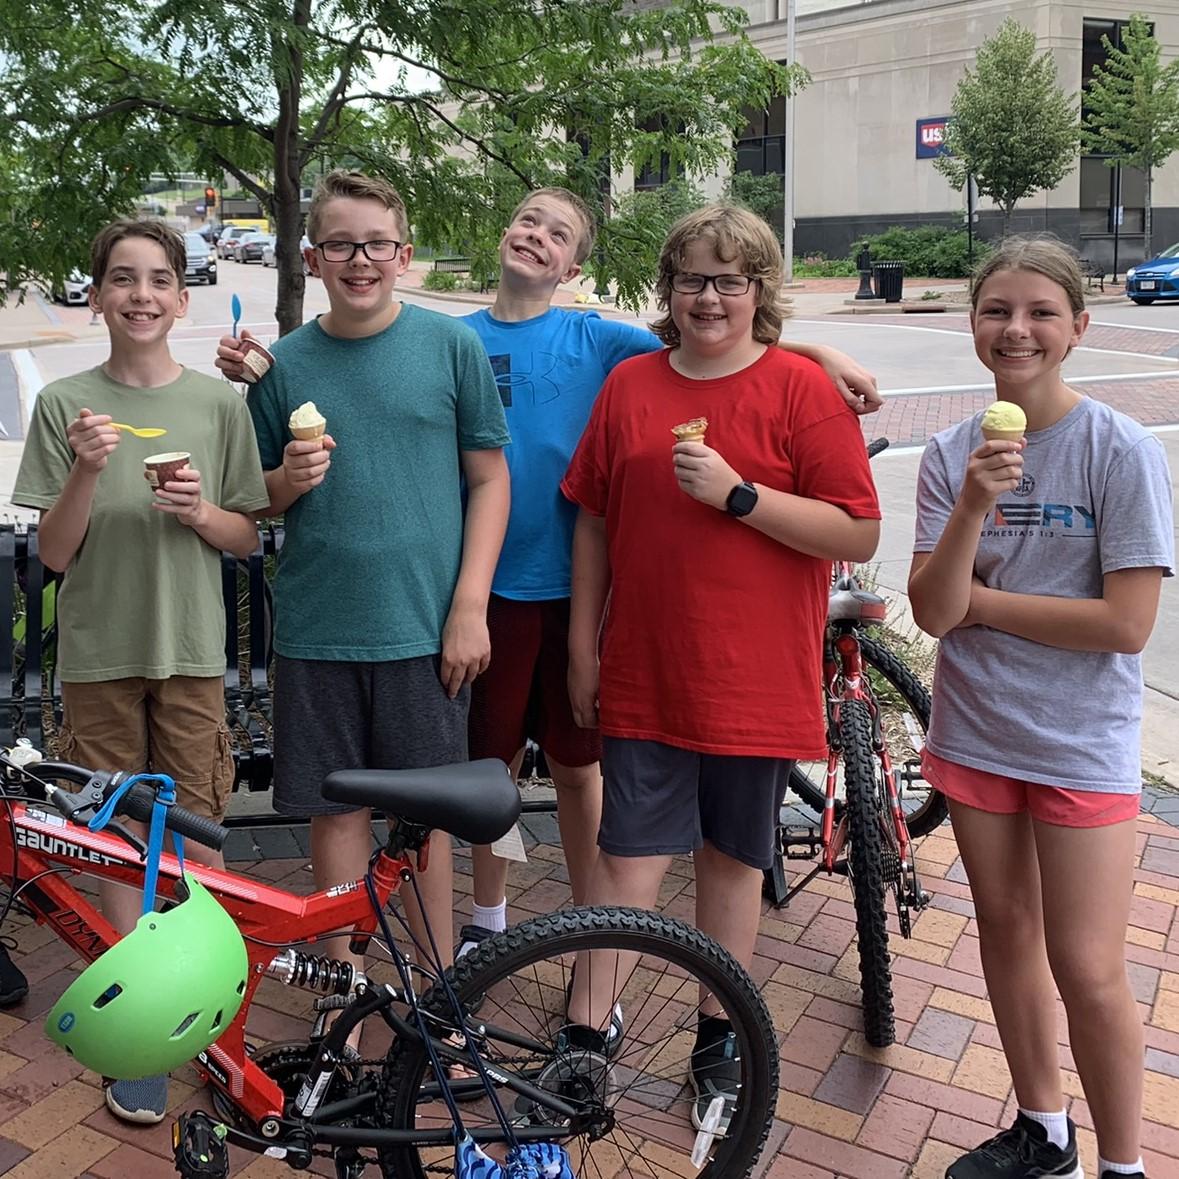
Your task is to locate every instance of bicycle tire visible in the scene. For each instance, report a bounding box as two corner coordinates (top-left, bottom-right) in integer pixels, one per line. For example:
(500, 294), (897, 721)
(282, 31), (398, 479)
(378, 906), (777, 1179)
(789, 634), (946, 839)
(841, 699), (896, 1048)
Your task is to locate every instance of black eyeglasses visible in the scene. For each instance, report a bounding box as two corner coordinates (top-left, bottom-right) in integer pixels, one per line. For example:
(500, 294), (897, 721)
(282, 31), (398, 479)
(670, 273), (757, 296)
(315, 240), (404, 263)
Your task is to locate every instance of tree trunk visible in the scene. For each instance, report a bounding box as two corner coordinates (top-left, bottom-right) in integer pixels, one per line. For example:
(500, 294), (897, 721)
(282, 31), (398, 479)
(1144, 167), (1153, 264)
(1001, 203), (1013, 237)
(273, 0), (311, 337)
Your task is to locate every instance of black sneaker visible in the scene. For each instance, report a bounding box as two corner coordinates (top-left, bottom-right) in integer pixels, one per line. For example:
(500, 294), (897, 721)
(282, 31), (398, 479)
(0, 944), (27, 1008)
(456, 923), (498, 959)
(513, 1024), (611, 1125)
(690, 1017), (740, 1134)
(564, 971), (624, 1058)
(945, 1113), (1082, 1179)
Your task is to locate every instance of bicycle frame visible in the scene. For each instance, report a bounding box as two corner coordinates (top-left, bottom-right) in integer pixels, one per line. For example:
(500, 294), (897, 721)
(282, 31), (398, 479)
(0, 792), (410, 1130)
(817, 566), (916, 884)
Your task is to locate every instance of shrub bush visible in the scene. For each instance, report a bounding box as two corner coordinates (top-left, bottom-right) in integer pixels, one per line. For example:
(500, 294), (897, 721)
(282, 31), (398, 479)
(792, 254), (859, 278)
(860, 225), (987, 278)
(422, 269), (459, 292)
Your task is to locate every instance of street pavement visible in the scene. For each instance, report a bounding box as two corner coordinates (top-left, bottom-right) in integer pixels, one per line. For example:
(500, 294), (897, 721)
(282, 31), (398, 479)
(0, 267), (1177, 1177)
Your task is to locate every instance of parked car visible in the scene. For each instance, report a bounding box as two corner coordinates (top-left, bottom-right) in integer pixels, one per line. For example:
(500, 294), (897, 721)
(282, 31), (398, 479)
(234, 231), (271, 264)
(52, 270), (92, 305)
(262, 235), (313, 275)
(216, 227), (252, 259)
(184, 232), (218, 286)
(1125, 243), (1179, 305)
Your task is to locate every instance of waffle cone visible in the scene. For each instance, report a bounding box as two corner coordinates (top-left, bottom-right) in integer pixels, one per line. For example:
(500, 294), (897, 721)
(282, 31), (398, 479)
(290, 423), (326, 444)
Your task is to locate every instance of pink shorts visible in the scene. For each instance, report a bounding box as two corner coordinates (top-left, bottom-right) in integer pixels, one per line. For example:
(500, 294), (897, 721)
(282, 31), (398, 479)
(921, 749), (1140, 829)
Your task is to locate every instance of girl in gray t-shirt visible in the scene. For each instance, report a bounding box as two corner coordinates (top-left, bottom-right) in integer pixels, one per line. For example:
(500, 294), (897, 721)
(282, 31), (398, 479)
(909, 237), (1173, 1179)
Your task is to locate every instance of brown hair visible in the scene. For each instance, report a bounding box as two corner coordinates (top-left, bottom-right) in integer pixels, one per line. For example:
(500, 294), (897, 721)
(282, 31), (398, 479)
(90, 219), (187, 289)
(306, 170), (410, 244)
(509, 187), (597, 265)
(970, 235), (1085, 315)
(650, 204), (789, 347)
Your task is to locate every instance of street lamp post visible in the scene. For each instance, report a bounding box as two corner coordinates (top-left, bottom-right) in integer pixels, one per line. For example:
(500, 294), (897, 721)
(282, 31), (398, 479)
(782, 0), (796, 284)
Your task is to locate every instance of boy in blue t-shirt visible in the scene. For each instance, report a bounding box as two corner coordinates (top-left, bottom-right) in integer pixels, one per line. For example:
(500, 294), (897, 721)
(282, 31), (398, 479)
(459, 188), (882, 958)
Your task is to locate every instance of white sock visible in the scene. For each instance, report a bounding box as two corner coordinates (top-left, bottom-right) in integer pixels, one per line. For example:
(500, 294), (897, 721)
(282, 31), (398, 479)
(1019, 1108), (1071, 1151)
(1098, 1157), (1144, 1176)
(472, 900), (507, 933)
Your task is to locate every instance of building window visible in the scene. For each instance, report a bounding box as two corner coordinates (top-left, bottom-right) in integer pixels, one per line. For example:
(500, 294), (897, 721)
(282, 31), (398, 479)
(634, 116), (678, 192)
(734, 97), (786, 178)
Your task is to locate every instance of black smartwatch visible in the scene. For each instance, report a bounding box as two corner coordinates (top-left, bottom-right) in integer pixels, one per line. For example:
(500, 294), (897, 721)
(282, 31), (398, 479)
(725, 481), (758, 518)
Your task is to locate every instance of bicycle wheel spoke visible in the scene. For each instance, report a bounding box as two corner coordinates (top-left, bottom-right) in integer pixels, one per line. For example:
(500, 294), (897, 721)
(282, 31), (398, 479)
(376, 908), (775, 1179)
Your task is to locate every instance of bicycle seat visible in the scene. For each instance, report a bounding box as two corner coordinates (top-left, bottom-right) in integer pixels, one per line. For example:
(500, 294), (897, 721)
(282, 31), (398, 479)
(321, 759), (521, 844)
(827, 586), (887, 625)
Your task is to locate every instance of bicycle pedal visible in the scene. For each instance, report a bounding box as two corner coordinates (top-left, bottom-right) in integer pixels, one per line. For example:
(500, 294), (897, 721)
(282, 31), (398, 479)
(782, 827), (822, 858)
(173, 1112), (230, 1179)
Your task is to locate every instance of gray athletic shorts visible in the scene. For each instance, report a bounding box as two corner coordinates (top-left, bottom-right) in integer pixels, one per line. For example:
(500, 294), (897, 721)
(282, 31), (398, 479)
(272, 654), (469, 817)
(598, 737), (793, 870)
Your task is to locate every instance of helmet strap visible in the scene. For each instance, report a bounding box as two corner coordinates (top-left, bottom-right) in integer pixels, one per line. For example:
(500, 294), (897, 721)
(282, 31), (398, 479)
(89, 773), (186, 914)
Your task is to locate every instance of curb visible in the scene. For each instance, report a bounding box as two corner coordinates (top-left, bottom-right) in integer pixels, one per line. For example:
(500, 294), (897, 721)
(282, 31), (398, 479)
(0, 334), (74, 351)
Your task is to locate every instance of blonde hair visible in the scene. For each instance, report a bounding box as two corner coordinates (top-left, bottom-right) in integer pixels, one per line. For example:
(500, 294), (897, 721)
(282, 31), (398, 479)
(90, 219), (186, 289)
(306, 170), (409, 244)
(509, 187), (597, 265)
(970, 235), (1085, 315)
(651, 204), (789, 347)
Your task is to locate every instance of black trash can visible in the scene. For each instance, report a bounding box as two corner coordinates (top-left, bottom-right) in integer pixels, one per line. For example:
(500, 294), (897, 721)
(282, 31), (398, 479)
(872, 261), (905, 303)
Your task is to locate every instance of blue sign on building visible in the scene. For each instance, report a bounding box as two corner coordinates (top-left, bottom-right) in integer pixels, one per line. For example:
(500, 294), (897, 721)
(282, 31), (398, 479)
(916, 117), (952, 159)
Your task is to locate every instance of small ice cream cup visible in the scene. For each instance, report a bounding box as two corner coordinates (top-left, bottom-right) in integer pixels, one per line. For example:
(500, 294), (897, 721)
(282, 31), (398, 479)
(240, 339), (276, 382)
(144, 451), (191, 493)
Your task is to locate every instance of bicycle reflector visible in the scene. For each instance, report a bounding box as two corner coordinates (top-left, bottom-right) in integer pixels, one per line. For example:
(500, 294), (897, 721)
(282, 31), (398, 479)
(45, 877), (248, 1079)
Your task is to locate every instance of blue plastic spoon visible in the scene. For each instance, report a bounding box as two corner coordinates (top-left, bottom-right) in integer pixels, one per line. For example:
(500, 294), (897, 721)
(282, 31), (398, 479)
(231, 293), (242, 338)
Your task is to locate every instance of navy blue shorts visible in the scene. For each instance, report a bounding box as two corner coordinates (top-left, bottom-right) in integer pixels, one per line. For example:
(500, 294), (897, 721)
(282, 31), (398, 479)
(598, 737), (792, 870)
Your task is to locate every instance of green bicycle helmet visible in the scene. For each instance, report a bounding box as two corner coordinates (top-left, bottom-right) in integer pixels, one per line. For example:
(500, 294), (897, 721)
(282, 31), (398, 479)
(45, 877), (248, 1079)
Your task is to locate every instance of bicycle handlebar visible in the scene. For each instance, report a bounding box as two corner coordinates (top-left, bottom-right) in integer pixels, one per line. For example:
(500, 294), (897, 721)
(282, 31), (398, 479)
(28, 761), (228, 852)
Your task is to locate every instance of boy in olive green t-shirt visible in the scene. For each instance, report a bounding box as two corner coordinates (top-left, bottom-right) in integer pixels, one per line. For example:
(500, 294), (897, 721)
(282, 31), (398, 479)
(11, 219), (268, 1125)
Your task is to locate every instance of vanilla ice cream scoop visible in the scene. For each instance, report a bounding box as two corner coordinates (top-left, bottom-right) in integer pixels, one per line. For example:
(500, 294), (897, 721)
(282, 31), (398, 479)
(289, 401), (327, 444)
(980, 401), (1026, 442)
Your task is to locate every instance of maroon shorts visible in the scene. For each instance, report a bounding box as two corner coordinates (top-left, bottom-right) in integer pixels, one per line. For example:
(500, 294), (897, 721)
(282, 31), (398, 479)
(469, 594), (602, 768)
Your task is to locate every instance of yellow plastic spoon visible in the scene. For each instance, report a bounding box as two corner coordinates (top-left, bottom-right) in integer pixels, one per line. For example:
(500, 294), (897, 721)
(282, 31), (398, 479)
(110, 423), (167, 438)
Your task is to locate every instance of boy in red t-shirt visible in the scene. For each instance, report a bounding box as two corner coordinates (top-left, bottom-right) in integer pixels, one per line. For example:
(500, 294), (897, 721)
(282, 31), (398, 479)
(561, 204), (881, 1132)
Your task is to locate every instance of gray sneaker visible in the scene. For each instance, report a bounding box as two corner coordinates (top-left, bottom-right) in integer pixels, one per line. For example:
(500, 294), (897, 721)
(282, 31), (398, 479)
(105, 1075), (168, 1124)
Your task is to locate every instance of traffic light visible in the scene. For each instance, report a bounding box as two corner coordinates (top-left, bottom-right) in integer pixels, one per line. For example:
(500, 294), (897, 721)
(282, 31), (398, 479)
(204, 186), (217, 207)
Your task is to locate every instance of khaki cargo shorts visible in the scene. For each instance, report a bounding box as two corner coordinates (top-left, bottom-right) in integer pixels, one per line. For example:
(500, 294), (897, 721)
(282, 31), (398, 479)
(56, 676), (235, 821)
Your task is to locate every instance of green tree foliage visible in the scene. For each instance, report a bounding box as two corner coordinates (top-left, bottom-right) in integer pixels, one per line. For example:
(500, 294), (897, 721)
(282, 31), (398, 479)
(0, 0), (798, 333)
(935, 19), (1078, 235)
(724, 171), (783, 235)
(594, 178), (705, 312)
(1081, 12), (1179, 262)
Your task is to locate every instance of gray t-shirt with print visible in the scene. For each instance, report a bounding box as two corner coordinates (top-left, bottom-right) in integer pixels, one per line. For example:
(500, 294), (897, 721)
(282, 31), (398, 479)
(914, 397), (1174, 793)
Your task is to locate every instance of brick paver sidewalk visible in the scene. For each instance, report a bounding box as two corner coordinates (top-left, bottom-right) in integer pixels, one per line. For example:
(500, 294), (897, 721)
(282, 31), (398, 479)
(0, 805), (1177, 1177)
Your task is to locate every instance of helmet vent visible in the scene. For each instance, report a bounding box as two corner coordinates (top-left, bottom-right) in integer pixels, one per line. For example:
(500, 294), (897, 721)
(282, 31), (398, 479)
(211, 1009), (224, 1031)
(171, 1012), (200, 1039)
(93, 984), (123, 1009)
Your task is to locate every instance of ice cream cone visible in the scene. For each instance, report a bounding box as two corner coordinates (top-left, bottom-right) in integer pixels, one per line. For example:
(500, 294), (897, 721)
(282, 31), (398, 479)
(981, 427), (1024, 443)
(671, 417), (709, 444)
(979, 400), (1026, 443)
(290, 423), (326, 445)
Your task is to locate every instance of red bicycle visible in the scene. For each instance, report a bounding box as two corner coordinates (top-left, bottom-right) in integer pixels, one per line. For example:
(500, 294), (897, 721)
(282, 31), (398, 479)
(766, 438), (945, 1047)
(0, 749), (777, 1179)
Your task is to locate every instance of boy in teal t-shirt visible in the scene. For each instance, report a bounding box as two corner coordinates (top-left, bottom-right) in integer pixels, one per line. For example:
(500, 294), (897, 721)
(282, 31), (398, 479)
(216, 171), (510, 1049)
(11, 218), (269, 1124)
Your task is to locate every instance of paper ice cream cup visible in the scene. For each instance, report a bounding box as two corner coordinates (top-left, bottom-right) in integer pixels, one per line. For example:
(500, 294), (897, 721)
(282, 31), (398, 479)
(144, 451), (191, 492)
